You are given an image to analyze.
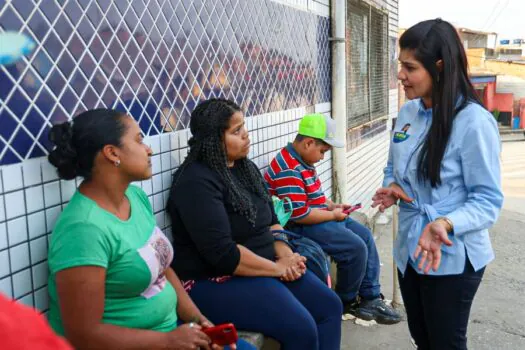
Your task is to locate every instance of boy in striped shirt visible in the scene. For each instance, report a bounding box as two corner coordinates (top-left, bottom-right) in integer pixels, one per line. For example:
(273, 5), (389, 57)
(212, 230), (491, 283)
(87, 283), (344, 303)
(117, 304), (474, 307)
(264, 113), (400, 324)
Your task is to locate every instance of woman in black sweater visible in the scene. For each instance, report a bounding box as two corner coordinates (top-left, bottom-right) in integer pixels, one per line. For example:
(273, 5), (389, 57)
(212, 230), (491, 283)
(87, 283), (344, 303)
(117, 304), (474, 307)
(167, 99), (342, 350)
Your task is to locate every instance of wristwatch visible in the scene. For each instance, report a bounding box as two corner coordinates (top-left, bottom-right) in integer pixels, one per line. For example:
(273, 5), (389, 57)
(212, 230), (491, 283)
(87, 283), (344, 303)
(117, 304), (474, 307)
(436, 216), (454, 233)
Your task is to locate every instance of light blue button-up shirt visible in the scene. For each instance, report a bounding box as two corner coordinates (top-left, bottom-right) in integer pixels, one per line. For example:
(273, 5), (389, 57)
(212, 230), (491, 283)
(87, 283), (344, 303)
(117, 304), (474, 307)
(383, 99), (503, 276)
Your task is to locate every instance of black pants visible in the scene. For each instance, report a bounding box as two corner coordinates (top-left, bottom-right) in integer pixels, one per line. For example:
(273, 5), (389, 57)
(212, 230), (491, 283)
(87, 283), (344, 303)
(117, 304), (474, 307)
(398, 260), (485, 350)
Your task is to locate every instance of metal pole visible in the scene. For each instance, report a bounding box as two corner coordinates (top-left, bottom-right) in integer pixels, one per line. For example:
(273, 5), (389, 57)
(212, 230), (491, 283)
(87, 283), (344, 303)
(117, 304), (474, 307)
(392, 205), (402, 307)
(330, 0), (348, 204)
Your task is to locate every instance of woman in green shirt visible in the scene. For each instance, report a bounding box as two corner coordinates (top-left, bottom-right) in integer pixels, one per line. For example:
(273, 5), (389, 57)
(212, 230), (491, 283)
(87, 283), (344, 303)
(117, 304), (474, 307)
(47, 109), (237, 350)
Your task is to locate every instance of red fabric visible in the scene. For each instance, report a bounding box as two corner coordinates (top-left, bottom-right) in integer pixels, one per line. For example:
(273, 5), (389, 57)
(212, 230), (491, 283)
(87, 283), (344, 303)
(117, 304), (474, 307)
(0, 294), (72, 350)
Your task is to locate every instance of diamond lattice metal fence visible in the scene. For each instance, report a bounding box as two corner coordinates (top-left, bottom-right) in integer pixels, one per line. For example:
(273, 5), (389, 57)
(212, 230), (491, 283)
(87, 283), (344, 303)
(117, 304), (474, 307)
(0, 0), (330, 165)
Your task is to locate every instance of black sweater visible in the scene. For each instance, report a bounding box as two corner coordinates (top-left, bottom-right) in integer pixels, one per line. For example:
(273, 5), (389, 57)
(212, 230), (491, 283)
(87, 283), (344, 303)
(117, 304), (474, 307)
(168, 161), (277, 280)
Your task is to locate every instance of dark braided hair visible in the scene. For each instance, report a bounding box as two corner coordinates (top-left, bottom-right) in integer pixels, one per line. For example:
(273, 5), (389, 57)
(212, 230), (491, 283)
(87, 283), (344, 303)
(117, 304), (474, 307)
(170, 98), (269, 225)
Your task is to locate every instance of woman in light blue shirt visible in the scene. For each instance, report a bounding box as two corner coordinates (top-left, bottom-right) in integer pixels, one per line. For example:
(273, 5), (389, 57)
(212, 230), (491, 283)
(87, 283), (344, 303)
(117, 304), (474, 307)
(373, 19), (503, 349)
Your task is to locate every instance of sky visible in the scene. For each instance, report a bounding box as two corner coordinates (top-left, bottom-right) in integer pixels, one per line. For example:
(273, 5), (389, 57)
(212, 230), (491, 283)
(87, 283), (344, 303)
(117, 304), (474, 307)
(399, 0), (525, 39)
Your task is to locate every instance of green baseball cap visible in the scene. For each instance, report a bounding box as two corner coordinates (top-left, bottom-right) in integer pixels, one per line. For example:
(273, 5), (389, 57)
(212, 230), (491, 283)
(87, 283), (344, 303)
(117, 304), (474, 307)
(298, 113), (344, 148)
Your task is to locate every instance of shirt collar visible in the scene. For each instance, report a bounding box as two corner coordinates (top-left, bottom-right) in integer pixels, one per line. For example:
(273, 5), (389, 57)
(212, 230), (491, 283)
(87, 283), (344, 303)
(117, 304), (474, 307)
(417, 95), (467, 117)
(286, 143), (315, 170)
(418, 99), (433, 117)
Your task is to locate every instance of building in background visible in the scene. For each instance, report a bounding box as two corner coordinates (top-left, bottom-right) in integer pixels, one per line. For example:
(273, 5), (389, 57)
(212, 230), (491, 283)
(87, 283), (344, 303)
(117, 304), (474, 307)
(497, 37), (525, 59)
(0, 0), (399, 311)
(458, 27), (498, 50)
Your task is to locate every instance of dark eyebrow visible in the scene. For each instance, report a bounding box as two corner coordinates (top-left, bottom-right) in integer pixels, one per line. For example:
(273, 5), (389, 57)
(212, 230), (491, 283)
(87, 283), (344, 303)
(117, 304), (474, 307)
(399, 60), (416, 66)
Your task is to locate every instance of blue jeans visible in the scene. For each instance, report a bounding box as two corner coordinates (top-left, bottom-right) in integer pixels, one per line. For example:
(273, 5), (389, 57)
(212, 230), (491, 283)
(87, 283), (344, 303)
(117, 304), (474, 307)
(289, 217), (381, 302)
(189, 271), (342, 350)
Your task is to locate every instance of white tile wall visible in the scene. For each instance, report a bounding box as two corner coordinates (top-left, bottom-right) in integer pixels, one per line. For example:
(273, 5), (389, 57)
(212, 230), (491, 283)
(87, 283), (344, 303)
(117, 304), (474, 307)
(27, 211), (46, 239)
(0, 277), (12, 298)
(10, 243), (30, 272)
(30, 236), (48, 264)
(2, 164), (23, 192)
(60, 180), (77, 203)
(0, 105), (335, 313)
(41, 161), (59, 182)
(0, 250), (10, 278)
(0, 196), (4, 222)
(22, 159), (43, 187)
(32, 262), (48, 290)
(12, 269), (32, 298)
(0, 223), (7, 250)
(45, 206), (61, 232)
(5, 190), (26, 219)
(18, 293), (34, 308)
(7, 217), (28, 246)
(25, 186), (44, 213)
(35, 287), (49, 311)
(152, 174), (163, 194)
(43, 182), (61, 207)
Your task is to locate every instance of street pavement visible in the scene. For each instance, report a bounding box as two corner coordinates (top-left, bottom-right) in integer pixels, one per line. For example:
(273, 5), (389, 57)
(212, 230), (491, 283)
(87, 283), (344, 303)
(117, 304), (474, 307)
(341, 141), (525, 349)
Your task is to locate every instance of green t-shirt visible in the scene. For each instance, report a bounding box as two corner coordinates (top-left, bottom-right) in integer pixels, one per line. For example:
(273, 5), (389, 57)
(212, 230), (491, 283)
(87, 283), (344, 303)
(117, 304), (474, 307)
(48, 185), (178, 335)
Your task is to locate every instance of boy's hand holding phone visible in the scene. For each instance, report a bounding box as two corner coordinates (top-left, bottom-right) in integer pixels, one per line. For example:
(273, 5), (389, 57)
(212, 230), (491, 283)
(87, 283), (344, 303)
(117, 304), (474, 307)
(332, 208), (348, 222)
(342, 203), (362, 215)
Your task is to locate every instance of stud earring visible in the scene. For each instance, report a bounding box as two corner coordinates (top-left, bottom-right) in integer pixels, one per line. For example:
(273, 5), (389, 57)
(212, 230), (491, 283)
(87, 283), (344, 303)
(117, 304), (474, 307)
(115, 159), (121, 167)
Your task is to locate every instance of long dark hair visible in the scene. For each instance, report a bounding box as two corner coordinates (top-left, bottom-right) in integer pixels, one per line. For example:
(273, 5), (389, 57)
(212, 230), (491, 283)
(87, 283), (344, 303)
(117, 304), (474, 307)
(400, 19), (482, 187)
(169, 98), (269, 225)
(48, 109), (128, 180)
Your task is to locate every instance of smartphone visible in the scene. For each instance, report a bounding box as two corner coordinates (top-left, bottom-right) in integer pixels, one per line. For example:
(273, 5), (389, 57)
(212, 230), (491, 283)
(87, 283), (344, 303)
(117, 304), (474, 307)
(202, 323), (238, 346)
(343, 203), (362, 214)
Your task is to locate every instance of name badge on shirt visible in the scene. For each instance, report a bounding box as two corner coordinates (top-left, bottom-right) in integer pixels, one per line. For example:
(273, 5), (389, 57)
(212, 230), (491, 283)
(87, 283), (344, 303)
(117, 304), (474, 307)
(393, 123), (411, 143)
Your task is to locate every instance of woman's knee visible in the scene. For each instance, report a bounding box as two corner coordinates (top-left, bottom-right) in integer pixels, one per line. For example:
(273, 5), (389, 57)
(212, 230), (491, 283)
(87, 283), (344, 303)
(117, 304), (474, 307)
(279, 311), (319, 349)
(327, 289), (344, 316)
(318, 289), (343, 327)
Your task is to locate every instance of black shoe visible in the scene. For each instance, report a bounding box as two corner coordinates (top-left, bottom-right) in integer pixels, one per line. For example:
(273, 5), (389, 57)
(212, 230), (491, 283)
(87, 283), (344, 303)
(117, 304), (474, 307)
(342, 298), (359, 317)
(354, 294), (401, 325)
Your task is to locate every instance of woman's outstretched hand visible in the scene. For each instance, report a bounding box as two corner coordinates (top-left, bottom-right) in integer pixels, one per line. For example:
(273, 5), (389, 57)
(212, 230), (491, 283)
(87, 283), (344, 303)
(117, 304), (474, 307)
(414, 221), (453, 274)
(372, 183), (413, 212)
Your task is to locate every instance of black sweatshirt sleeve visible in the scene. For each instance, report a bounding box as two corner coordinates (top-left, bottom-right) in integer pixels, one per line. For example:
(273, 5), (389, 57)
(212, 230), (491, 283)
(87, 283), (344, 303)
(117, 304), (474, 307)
(174, 167), (241, 275)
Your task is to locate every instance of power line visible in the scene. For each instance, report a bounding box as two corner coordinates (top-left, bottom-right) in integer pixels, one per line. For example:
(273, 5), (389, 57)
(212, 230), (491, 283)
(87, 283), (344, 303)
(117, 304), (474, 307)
(481, 0), (503, 30)
(485, 0), (510, 31)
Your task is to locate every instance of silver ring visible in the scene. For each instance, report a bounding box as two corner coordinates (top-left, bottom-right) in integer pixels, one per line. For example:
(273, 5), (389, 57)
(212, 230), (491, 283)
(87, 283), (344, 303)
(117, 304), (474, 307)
(189, 322), (195, 328)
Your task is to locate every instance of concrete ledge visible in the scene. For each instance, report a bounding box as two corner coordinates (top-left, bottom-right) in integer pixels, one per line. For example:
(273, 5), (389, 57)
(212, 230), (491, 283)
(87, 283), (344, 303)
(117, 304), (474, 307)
(238, 331), (265, 348)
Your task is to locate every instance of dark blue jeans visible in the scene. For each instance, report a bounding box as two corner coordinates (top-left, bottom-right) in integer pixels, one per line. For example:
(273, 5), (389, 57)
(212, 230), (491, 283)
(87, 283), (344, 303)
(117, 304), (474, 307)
(289, 217), (381, 302)
(189, 271), (342, 350)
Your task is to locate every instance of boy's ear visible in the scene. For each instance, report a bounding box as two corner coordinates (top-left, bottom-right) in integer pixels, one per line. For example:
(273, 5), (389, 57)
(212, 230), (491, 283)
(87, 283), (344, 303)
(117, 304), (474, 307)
(304, 137), (315, 148)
